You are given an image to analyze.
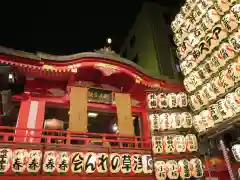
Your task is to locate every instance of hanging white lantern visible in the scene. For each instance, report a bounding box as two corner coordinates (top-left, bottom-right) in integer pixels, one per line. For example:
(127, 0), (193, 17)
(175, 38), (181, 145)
(230, 4), (240, 23)
(177, 92), (188, 107)
(167, 93), (177, 108)
(180, 61), (188, 76)
(154, 161), (167, 180)
(232, 144), (240, 162)
(192, 47), (203, 63)
(160, 113), (171, 130)
(217, 99), (236, 119)
(189, 94), (202, 111)
(163, 135), (175, 154)
(212, 23), (228, 43)
(195, 89), (209, 106)
(206, 8), (221, 29)
(193, 114), (206, 133)
(225, 92), (240, 113)
(185, 134), (198, 152)
(218, 43), (236, 63)
(178, 159), (191, 179)
(173, 33), (182, 46)
(193, 25), (205, 42)
(173, 135), (186, 153)
(158, 93), (168, 108)
(0, 148), (12, 173)
(149, 113), (160, 132)
(152, 136), (164, 154)
(229, 31), (240, 53)
(208, 103), (224, 124)
(221, 13), (238, 32)
(180, 112), (193, 129)
(205, 32), (219, 52)
(190, 158), (204, 178)
(219, 69), (235, 90)
(214, 0), (232, 15)
(185, 54), (198, 75)
(171, 113), (182, 129)
(166, 160), (179, 180)
(200, 110), (215, 129)
(204, 83), (217, 101)
(211, 76), (226, 96)
(147, 93), (158, 109)
(209, 51), (223, 72)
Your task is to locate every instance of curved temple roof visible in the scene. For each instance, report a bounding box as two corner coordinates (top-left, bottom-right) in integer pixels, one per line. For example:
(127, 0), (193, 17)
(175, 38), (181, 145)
(0, 46), (184, 91)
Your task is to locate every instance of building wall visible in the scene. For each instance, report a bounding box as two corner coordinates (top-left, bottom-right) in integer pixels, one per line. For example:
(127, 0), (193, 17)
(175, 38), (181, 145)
(120, 2), (181, 82)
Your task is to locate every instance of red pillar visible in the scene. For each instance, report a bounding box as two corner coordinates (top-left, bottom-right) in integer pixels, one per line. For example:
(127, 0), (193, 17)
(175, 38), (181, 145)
(141, 109), (150, 148)
(15, 99), (31, 142)
(33, 100), (45, 143)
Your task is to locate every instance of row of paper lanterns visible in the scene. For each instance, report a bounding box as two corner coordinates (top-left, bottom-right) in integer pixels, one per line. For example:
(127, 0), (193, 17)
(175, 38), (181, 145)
(152, 134), (198, 154)
(188, 59), (240, 111)
(147, 92), (188, 109)
(149, 112), (193, 131)
(193, 87), (240, 133)
(154, 158), (204, 180)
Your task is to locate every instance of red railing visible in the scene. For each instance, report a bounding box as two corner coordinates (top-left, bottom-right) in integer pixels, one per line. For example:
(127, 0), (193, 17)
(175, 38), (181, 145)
(0, 126), (151, 150)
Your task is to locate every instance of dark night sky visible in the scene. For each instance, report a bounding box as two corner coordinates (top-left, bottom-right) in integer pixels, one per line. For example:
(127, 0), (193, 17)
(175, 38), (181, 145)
(0, 1), (182, 55)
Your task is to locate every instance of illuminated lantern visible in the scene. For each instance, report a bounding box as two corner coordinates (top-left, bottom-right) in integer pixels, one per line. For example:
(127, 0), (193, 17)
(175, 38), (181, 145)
(152, 136), (164, 154)
(198, 40), (210, 60)
(211, 76), (226, 96)
(180, 61), (188, 76)
(231, 4), (240, 23)
(197, 64), (209, 80)
(178, 159), (191, 179)
(84, 152), (97, 173)
(171, 20), (178, 33)
(229, 31), (240, 53)
(217, 99), (235, 119)
(195, 89), (209, 106)
(12, 149), (28, 173)
(219, 69), (234, 90)
(96, 153), (108, 173)
(168, 113), (175, 130)
(212, 23), (228, 43)
(185, 33), (199, 51)
(185, 134), (198, 152)
(206, 8), (221, 29)
(204, 83), (217, 101)
(200, 110), (215, 129)
(193, 114), (206, 133)
(0, 148), (12, 173)
(149, 113), (160, 131)
(192, 47), (203, 63)
(166, 160), (179, 179)
(171, 113), (182, 129)
(201, 17), (213, 33)
(221, 13), (238, 32)
(160, 113), (170, 130)
(184, 77), (192, 93)
(180, 112), (193, 129)
(163, 135), (176, 154)
(142, 155), (153, 174)
(213, 0), (233, 15)
(218, 43), (236, 62)
(232, 144), (240, 162)
(190, 158), (204, 178)
(43, 151), (57, 173)
(158, 93), (168, 108)
(225, 92), (240, 113)
(154, 161), (167, 180)
(71, 152), (84, 173)
(110, 153), (121, 173)
(193, 25), (205, 42)
(177, 92), (188, 107)
(57, 152), (70, 173)
(189, 94), (202, 111)
(147, 93), (158, 109)
(121, 154), (132, 174)
(167, 93), (177, 108)
(208, 103), (224, 124)
(185, 55), (198, 74)
(173, 33), (182, 46)
(27, 150), (42, 173)
(173, 135), (186, 153)
(205, 32), (219, 51)
(209, 51), (223, 72)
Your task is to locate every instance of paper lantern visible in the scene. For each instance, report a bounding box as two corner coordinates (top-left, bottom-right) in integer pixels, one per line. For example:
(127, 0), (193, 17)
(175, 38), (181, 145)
(149, 113), (160, 131)
(193, 114), (206, 133)
(180, 61), (188, 76)
(204, 83), (217, 101)
(232, 144), (240, 162)
(178, 159), (191, 179)
(173, 135), (186, 153)
(225, 92), (240, 113)
(208, 103), (224, 124)
(189, 94), (202, 111)
(71, 152), (84, 173)
(43, 151), (57, 173)
(0, 148), (12, 173)
(166, 160), (179, 179)
(152, 136), (164, 154)
(158, 93), (168, 108)
(195, 89), (209, 106)
(177, 92), (188, 107)
(160, 113), (170, 130)
(12, 149), (28, 173)
(219, 69), (234, 90)
(193, 25), (205, 42)
(218, 43), (236, 62)
(205, 32), (219, 51)
(147, 93), (158, 109)
(209, 51), (223, 72)
(231, 4), (240, 23)
(110, 153), (121, 173)
(96, 153), (108, 173)
(217, 99), (235, 119)
(211, 76), (226, 96)
(173, 33), (182, 46)
(192, 47), (203, 63)
(27, 150), (42, 173)
(190, 158), (204, 178)
(206, 8), (221, 28)
(163, 135), (176, 154)
(167, 93), (178, 108)
(154, 161), (167, 180)
(212, 23), (228, 43)
(185, 134), (198, 152)
(171, 113), (182, 129)
(213, 0), (232, 15)
(121, 154), (132, 174)
(57, 152), (70, 173)
(199, 110), (215, 129)
(229, 31), (240, 53)
(221, 13), (238, 32)
(142, 155), (153, 174)
(181, 112), (193, 129)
